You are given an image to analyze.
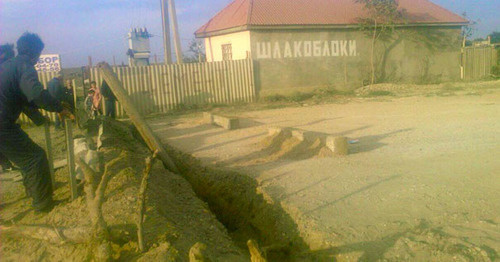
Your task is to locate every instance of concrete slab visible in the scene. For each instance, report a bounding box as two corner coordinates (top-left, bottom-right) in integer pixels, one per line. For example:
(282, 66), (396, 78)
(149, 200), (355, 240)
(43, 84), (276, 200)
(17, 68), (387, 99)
(326, 136), (349, 155)
(204, 112), (240, 130)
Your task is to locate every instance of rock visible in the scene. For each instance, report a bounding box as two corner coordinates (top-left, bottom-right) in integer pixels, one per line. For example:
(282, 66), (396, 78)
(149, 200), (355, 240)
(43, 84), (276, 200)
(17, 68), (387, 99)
(189, 242), (212, 262)
(326, 136), (349, 156)
(138, 242), (178, 262)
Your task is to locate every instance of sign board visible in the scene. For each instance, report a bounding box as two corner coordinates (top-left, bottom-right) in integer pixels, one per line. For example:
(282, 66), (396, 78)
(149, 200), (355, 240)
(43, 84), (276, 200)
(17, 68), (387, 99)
(256, 40), (358, 59)
(35, 54), (62, 72)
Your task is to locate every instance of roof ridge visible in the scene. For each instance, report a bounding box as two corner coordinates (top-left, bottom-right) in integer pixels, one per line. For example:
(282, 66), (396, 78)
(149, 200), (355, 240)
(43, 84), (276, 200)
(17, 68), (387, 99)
(247, 0), (254, 25)
(230, 0), (249, 21)
(195, 0), (240, 34)
(195, 0), (468, 37)
(419, 0), (468, 22)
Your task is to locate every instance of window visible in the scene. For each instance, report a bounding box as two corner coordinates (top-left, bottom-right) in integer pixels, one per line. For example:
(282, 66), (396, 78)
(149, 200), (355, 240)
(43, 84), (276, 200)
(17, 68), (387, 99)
(221, 44), (232, 61)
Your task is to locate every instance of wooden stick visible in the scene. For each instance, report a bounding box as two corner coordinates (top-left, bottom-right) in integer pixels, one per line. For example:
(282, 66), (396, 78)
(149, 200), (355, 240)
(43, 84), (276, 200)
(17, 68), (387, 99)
(44, 119), (56, 189)
(137, 150), (158, 252)
(247, 239), (267, 262)
(97, 62), (179, 173)
(65, 119), (78, 200)
(72, 79), (79, 127)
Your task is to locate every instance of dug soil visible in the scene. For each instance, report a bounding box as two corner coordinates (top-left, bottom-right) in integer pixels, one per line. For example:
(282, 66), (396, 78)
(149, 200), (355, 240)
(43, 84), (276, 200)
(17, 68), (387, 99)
(0, 122), (246, 261)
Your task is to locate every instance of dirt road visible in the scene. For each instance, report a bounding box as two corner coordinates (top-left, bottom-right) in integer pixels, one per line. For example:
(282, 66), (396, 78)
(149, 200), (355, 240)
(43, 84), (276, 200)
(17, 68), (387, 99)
(151, 88), (500, 260)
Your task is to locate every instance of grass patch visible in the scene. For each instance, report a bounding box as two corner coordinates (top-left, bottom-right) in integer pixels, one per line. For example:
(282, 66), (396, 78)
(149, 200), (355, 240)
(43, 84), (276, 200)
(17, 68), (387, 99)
(365, 90), (394, 97)
(316, 88), (355, 97)
(289, 92), (314, 102)
(263, 94), (288, 102)
(262, 88), (355, 103)
(262, 92), (314, 103)
(441, 83), (464, 91)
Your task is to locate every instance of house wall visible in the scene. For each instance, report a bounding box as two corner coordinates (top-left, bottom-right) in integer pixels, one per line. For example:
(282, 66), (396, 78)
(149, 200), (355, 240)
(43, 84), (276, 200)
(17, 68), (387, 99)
(249, 27), (463, 96)
(205, 31), (252, 62)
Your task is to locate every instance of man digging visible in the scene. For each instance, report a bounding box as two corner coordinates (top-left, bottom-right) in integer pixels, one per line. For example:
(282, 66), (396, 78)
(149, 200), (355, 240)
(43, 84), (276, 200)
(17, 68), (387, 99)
(0, 32), (73, 213)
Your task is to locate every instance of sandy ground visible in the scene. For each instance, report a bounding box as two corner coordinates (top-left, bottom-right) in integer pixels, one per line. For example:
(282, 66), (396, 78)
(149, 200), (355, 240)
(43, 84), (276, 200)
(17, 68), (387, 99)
(0, 121), (245, 261)
(150, 86), (500, 260)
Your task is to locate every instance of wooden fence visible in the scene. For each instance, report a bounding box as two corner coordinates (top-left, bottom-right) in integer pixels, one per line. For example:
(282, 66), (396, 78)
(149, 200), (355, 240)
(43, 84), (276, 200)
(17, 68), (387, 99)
(90, 59), (256, 118)
(462, 45), (497, 80)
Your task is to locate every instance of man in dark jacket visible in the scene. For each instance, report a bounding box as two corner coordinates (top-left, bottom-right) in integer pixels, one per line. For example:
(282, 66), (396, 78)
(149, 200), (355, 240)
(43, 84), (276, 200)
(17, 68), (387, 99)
(0, 32), (73, 212)
(100, 80), (116, 118)
(0, 44), (16, 172)
(0, 44), (15, 64)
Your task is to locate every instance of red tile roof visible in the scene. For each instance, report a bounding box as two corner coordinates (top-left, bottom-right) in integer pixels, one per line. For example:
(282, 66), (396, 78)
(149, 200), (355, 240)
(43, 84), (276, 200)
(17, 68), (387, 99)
(196, 0), (467, 37)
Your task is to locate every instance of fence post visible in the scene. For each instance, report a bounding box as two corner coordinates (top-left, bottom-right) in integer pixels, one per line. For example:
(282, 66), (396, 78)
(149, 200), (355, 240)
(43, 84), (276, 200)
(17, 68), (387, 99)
(65, 119), (78, 200)
(44, 120), (56, 189)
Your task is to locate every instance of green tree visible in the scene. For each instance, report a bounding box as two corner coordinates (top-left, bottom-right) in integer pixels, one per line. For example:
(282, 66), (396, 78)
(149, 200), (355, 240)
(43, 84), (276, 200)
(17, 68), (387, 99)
(357, 0), (459, 84)
(356, 0), (404, 84)
(489, 32), (500, 44)
(461, 12), (477, 46)
(183, 39), (206, 63)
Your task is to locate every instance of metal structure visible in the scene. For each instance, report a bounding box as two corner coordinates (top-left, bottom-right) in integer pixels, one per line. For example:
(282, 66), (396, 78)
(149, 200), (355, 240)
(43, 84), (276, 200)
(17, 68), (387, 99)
(127, 28), (153, 67)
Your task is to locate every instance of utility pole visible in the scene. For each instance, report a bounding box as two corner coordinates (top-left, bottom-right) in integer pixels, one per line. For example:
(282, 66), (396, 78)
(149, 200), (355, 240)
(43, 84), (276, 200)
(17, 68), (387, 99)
(168, 0), (183, 64)
(161, 0), (173, 64)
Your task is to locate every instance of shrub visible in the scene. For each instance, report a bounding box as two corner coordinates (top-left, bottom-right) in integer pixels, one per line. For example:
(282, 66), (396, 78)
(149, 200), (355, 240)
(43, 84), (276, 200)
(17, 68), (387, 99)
(366, 90), (394, 97)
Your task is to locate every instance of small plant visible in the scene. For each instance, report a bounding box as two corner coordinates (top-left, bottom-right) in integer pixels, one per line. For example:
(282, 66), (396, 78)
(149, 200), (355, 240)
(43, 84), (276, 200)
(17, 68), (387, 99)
(492, 65), (500, 78)
(366, 90), (394, 97)
(317, 88), (355, 97)
(289, 92), (314, 102)
(262, 94), (287, 102)
(441, 83), (463, 91)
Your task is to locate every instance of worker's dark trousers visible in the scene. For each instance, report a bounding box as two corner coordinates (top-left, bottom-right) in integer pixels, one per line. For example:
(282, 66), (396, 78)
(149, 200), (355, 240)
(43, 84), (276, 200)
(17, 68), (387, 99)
(0, 152), (13, 169)
(0, 126), (53, 210)
(105, 99), (116, 119)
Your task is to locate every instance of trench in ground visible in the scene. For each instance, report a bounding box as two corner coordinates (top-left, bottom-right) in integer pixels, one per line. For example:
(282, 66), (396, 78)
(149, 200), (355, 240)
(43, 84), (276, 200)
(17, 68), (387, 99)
(162, 145), (327, 261)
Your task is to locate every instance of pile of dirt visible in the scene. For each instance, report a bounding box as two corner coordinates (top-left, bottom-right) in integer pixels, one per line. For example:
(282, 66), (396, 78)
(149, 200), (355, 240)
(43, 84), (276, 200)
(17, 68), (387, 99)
(354, 80), (500, 97)
(0, 120), (245, 261)
(227, 128), (335, 167)
(336, 221), (497, 261)
(383, 228), (494, 261)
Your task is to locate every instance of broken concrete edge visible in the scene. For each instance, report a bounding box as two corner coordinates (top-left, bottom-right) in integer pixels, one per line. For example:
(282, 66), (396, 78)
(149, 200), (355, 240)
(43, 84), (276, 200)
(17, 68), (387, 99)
(326, 136), (349, 156)
(268, 126), (350, 155)
(204, 112), (240, 130)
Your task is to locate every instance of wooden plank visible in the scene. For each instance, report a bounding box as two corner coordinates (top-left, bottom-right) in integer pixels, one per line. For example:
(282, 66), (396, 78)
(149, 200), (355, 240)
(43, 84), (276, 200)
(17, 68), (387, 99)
(221, 61), (230, 103)
(97, 62), (179, 173)
(44, 120), (56, 189)
(116, 67), (125, 117)
(214, 62), (222, 104)
(152, 65), (163, 113)
(237, 60), (246, 102)
(175, 64), (184, 108)
(168, 64), (178, 110)
(167, 65), (173, 109)
(207, 63), (214, 104)
(244, 59), (253, 102)
(65, 119), (78, 200)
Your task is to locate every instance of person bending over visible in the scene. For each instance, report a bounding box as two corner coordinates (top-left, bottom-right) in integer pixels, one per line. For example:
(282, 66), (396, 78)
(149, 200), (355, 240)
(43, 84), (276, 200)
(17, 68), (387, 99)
(0, 32), (73, 212)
